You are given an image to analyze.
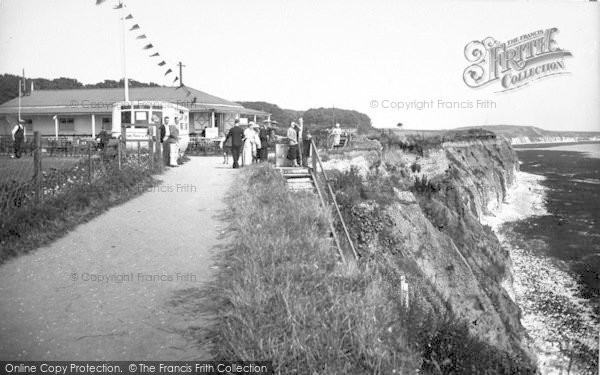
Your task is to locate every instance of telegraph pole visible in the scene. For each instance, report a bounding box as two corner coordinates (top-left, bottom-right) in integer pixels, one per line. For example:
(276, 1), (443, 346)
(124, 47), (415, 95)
(178, 61), (185, 87)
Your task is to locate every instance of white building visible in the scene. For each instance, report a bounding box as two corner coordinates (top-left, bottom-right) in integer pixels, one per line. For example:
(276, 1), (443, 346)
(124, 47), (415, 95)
(0, 86), (268, 137)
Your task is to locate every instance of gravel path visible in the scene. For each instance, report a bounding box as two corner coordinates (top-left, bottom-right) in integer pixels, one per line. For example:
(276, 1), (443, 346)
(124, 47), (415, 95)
(0, 156), (235, 360)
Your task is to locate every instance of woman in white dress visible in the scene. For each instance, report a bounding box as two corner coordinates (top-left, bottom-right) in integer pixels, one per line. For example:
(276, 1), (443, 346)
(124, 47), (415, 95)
(242, 124), (255, 166)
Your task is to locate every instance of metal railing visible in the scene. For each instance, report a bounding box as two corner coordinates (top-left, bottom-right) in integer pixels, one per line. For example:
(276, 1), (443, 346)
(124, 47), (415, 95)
(308, 139), (359, 263)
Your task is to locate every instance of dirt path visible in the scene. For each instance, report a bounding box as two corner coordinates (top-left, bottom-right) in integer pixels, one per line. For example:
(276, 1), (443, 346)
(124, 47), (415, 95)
(0, 156), (235, 360)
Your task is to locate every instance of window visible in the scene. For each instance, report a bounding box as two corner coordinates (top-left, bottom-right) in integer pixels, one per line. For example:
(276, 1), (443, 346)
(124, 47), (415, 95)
(134, 111), (149, 125)
(102, 117), (111, 130)
(121, 111), (131, 125)
(59, 118), (75, 131)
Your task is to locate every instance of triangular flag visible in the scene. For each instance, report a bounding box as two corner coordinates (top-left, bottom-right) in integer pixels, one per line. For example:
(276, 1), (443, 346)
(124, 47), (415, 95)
(125, 14), (133, 20)
(158, 61), (166, 66)
(136, 34), (147, 40)
(173, 77), (179, 83)
(96, 0), (106, 5)
(149, 52), (159, 57)
(113, 3), (123, 9)
(143, 44), (154, 50)
(164, 69), (173, 76)
(129, 24), (140, 31)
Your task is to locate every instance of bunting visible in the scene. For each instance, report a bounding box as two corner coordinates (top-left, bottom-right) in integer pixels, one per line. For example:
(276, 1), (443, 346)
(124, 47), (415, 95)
(95, 0), (183, 86)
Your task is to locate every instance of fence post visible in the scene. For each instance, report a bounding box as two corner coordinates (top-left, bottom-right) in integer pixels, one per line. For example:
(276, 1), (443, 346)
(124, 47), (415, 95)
(149, 137), (154, 171)
(117, 137), (122, 170)
(33, 131), (42, 204)
(87, 141), (92, 183)
(137, 140), (141, 168)
(155, 126), (163, 171)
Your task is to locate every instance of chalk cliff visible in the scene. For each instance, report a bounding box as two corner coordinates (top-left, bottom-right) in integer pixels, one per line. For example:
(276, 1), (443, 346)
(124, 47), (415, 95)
(326, 137), (535, 364)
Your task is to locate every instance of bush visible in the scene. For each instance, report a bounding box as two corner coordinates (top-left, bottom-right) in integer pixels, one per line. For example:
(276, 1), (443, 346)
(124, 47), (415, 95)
(0, 157), (158, 263)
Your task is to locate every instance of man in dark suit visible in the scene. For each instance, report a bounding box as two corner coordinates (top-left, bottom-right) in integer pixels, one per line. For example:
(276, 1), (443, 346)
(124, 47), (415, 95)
(225, 119), (244, 168)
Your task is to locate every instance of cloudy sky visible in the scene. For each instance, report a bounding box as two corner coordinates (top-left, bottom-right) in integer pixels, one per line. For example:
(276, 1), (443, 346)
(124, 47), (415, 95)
(0, 0), (598, 131)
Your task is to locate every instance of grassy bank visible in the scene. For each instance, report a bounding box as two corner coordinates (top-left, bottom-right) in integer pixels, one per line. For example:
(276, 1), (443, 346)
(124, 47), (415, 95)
(0, 157), (167, 263)
(206, 164), (536, 374)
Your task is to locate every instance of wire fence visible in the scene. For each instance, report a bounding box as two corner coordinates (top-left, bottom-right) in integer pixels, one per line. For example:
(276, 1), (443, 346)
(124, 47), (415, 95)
(0, 132), (159, 220)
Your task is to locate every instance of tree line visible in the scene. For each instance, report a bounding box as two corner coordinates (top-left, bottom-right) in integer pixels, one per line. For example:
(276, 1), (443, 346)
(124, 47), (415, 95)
(237, 101), (372, 131)
(0, 73), (160, 105)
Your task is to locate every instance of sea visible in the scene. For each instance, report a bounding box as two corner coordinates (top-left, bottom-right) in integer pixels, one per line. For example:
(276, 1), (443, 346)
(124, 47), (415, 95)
(484, 142), (600, 374)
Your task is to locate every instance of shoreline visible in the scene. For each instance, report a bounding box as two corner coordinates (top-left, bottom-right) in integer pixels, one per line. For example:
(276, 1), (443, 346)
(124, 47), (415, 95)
(482, 170), (598, 374)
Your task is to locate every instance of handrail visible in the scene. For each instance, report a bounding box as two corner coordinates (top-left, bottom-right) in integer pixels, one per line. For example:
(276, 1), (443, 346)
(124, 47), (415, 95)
(309, 139), (359, 261)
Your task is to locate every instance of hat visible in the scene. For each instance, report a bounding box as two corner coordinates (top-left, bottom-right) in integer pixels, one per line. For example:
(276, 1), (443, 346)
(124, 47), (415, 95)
(251, 123), (259, 129)
(18, 119), (25, 123)
(335, 123), (340, 128)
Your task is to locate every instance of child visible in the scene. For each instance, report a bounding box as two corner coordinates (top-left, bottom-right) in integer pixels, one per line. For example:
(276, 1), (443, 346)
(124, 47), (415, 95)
(220, 133), (231, 164)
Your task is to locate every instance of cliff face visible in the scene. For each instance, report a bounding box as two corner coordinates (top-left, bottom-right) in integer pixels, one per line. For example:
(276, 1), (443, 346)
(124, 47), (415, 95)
(510, 136), (600, 144)
(326, 138), (534, 362)
(389, 139), (528, 354)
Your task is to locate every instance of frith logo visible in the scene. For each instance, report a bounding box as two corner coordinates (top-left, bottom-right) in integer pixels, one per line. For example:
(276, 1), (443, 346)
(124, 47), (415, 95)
(463, 28), (572, 92)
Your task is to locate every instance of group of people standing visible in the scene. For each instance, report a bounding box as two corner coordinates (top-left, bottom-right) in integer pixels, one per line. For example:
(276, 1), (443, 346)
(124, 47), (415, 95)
(286, 119), (312, 167)
(222, 119), (269, 168)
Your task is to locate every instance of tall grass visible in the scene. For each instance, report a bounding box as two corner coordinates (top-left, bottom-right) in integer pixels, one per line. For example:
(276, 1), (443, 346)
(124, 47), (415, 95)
(206, 163), (537, 374)
(206, 164), (420, 374)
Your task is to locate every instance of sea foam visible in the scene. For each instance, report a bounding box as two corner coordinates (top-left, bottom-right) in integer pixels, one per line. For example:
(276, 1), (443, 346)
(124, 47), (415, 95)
(482, 171), (599, 374)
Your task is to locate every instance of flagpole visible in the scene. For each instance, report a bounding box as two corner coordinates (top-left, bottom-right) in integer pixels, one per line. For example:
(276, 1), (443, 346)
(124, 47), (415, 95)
(120, 0), (129, 102)
(18, 80), (22, 121)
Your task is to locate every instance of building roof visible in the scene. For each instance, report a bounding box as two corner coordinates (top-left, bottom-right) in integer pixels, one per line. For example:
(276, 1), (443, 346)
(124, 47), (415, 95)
(0, 86), (269, 116)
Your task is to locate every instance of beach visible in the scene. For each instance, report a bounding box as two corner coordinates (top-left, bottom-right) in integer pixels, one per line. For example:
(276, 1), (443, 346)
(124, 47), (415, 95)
(483, 142), (600, 374)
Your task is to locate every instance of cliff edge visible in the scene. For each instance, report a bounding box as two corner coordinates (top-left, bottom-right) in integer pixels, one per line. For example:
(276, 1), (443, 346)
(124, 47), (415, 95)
(325, 137), (535, 365)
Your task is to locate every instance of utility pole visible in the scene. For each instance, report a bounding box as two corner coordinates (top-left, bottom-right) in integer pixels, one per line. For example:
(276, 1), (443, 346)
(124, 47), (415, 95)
(178, 61), (185, 87)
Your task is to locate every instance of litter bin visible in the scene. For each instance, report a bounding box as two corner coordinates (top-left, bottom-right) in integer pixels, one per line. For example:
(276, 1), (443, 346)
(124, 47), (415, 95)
(275, 143), (289, 167)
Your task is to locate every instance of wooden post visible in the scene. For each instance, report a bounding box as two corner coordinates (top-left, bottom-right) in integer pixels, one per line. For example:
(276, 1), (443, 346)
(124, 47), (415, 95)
(33, 131), (42, 204)
(149, 137), (154, 171)
(155, 126), (163, 171)
(137, 140), (140, 168)
(87, 141), (92, 183)
(117, 137), (122, 170)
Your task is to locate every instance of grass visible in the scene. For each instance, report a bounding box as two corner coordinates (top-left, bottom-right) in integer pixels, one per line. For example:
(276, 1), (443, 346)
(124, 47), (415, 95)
(0, 155), (171, 263)
(204, 163), (536, 374)
(0, 155), (80, 183)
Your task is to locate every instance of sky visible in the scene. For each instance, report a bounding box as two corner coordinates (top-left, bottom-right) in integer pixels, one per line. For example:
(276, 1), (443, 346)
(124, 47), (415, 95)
(0, 0), (598, 131)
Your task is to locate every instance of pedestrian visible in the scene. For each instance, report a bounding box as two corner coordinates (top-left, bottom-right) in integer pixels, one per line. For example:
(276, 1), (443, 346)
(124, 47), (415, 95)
(330, 123), (342, 148)
(95, 128), (110, 151)
(242, 122), (257, 166)
(166, 118), (179, 167)
(286, 121), (299, 167)
(219, 132), (231, 164)
(258, 122), (269, 162)
(160, 117), (170, 166)
(302, 128), (312, 167)
(11, 119), (26, 159)
(224, 119), (244, 168)
(252, 122), (262, 163)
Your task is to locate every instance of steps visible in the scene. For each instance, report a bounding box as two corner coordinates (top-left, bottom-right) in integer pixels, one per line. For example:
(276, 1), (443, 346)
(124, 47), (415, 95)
(279, 167), (315, 192)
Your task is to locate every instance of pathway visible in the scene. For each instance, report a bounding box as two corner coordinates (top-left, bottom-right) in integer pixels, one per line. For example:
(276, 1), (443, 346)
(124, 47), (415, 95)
(0, 156), (235, 360)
